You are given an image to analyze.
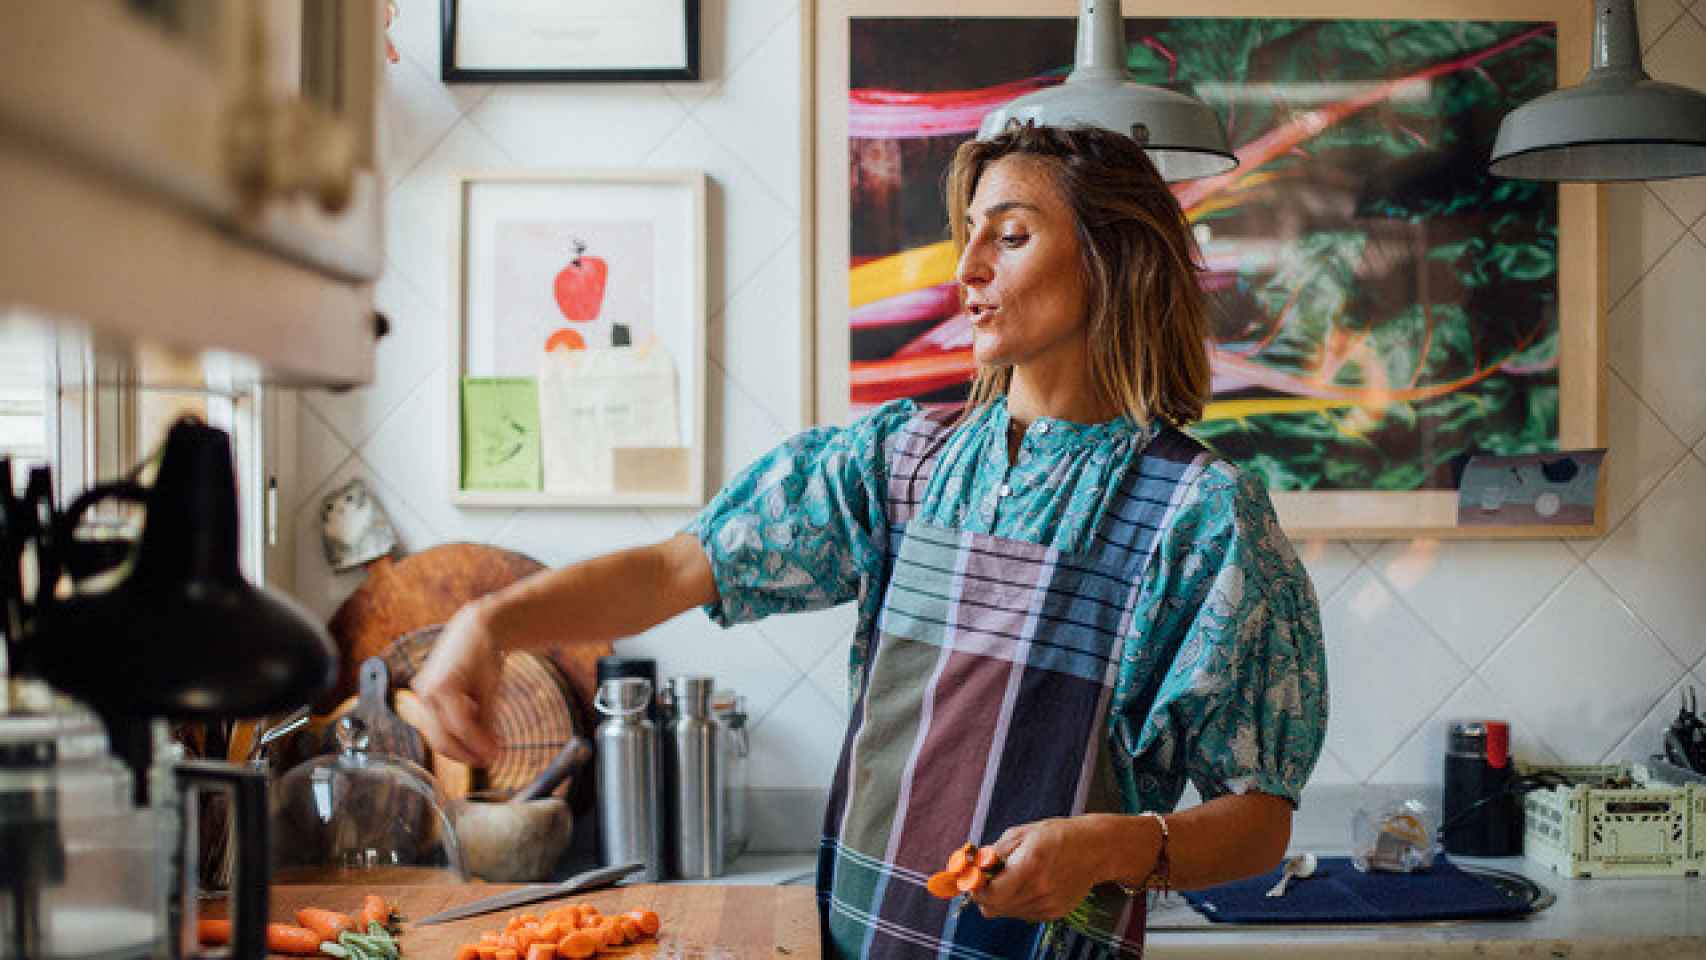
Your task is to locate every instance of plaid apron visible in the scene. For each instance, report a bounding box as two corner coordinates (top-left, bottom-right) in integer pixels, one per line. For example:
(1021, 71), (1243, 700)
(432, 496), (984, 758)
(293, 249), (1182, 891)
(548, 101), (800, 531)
(817, 410), (1213, 960)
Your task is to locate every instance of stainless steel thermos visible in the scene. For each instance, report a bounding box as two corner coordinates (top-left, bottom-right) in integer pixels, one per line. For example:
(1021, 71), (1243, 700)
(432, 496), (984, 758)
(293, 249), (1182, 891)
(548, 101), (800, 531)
(663, 675), (723, 879)
(594, 676), (664, 882)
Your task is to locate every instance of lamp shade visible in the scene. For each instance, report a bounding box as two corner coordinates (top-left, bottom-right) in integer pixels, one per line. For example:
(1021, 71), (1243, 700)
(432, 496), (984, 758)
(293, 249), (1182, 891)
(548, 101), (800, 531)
(975, 0), (1236, 182)
(1490, 0), (1706, 181)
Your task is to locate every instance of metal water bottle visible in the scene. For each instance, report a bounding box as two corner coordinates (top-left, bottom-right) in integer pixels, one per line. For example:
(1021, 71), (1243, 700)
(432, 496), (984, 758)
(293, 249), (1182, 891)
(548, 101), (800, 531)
(594, 677), (664, 882)
(664, 675), (723, 879)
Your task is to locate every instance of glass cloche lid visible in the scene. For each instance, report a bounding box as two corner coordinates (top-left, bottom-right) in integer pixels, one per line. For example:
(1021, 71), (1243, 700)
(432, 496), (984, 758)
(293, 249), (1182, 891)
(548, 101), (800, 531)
(270, 715), (466, 884)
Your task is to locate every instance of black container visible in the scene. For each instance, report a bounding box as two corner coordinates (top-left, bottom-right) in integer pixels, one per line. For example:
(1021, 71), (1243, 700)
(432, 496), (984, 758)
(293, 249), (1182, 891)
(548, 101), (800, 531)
(1441, 720), (1522, 856)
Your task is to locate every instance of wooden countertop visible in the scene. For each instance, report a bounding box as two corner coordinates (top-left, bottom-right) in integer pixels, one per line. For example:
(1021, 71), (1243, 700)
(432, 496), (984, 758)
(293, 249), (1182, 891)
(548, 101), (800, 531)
(262, 883), (820, 959)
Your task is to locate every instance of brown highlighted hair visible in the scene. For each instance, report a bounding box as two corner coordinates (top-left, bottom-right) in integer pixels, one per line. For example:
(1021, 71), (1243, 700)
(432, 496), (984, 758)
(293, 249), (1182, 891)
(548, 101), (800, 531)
(945, 123), (1211, 427)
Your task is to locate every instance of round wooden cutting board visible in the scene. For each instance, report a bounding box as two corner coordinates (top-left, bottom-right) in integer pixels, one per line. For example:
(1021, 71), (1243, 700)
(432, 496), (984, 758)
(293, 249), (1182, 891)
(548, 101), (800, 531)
(323, 542), (610, 812)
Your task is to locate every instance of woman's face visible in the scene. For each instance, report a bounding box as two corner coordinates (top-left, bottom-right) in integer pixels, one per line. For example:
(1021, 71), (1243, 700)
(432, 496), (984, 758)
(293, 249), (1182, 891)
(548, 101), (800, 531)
(956, 155), (1088, 370)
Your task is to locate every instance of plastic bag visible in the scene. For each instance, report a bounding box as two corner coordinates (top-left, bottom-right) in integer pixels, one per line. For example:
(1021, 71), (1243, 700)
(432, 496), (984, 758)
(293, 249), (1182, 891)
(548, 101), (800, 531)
(1351, 798), (1440, 873)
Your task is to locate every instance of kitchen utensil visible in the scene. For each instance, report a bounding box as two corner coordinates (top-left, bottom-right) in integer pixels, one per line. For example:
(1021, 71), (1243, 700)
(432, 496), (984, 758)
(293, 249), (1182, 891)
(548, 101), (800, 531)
(1662, 686), (1706, 774)
(270, 715), (466, 885)
(514, 736), (593, 802)
(413, 861), (645, 926)
(0, 425), (329, 960)
(28, 419), (336, 788)
(663, 675), (722, 880)
(324, 542), (608, 726)
(382, 625), (586, 803)
(452, 737), (591, 882)
(1264, 853), (1318, 897)
(317, 658), (426, 767)
(452, 792), (573, 883)
(595, 677), (663, 882)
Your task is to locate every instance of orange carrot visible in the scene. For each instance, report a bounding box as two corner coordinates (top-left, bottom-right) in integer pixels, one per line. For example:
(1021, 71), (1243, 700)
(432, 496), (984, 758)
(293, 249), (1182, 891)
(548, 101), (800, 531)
(618, 916), (645, 943)
(476, 945), (500, 960)
(495, 948), (519, 960)
(454, 946), (482, 960)
(974, 846), (1002, 871)
(358, 893), (391, 929)
(956, 868), (987, 894)
(294, 907), (354, 941)
(926, 871), (961, 900)
(625, 909), (662, 937)
(946, 842), (975, 875)
(197, 918), (231, 945)
(267, 923), (327, 956)
(557, 930), (600, 959)
(525, 944), (556, 960)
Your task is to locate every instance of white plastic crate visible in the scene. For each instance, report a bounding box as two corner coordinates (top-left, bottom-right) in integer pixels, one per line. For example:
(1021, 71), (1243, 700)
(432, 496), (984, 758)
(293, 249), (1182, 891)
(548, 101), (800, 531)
(1521, 763), (1700, 878)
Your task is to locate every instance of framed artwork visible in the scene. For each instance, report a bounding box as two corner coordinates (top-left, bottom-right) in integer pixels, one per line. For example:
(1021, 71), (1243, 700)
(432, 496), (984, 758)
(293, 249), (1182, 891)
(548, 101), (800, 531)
(813, 0), (1605, 538)
(449, 170), (708, 507)
(441, 0), (700, 83)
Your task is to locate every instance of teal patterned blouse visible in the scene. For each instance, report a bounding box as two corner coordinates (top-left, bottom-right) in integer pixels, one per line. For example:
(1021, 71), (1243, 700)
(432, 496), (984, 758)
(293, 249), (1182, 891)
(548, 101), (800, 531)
(685, 397), (1327, 810)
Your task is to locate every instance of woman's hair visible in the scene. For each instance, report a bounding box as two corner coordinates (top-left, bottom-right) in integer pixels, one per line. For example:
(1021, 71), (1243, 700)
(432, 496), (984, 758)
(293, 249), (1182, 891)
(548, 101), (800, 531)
(945, 123), (1212, 427)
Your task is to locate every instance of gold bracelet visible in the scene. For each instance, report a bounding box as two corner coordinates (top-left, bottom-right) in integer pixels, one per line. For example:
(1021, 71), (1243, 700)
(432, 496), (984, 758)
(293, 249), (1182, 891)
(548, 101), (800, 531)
(1114, 812), (1171, 895)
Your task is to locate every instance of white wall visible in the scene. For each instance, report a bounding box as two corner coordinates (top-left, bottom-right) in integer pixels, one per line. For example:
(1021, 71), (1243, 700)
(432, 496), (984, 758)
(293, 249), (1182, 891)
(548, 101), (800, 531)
(288, 0), (1706, 849)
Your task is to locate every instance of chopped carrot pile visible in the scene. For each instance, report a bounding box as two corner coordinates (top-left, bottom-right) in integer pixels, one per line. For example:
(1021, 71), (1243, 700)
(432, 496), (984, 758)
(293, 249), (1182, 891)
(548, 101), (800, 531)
(456, 903), (665, 959)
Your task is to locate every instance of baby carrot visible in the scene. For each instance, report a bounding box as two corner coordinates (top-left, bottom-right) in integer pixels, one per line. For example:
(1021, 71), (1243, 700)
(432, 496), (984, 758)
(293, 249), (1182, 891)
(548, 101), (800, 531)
(196, 918), (231, 945)
(267, 923), (327, 956)
(358, 894), (391, 929)
(525, 944), (555, 960)
(294, 907), (354, 940)
(454, 946), (482, 960)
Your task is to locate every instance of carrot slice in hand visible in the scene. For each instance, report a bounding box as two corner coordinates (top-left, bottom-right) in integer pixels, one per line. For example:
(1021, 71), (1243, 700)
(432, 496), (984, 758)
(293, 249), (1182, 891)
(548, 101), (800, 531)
(975, 846), (1003, 871)
(946, 842), (976, 875)
(956, 868), (987, 894)
(927, 870), (961, 900)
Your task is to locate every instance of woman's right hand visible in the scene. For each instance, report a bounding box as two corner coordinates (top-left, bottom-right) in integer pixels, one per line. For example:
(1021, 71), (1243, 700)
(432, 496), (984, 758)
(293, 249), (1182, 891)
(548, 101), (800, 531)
(412, 599), (505, 766)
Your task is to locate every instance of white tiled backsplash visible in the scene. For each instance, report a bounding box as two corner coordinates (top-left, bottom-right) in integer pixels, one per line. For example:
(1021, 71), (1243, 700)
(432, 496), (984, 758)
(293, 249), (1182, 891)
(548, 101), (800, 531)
(285, 0), (1706, 851)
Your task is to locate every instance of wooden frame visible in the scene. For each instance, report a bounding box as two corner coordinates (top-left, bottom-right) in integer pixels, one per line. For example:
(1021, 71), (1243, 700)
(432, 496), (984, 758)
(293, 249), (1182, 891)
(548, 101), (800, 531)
(441, 0), (700, 83)
(448, 170), (708, 508)
(813, 0), (1605, 539)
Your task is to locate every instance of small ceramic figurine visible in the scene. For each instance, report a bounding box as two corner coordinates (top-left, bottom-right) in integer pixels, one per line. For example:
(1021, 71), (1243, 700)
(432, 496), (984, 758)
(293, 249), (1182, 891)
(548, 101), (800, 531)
(320, 477), (398, 571)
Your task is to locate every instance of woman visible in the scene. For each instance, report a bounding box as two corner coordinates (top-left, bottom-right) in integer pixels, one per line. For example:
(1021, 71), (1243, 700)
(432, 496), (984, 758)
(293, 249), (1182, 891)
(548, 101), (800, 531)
(414, 123), (1327, 959)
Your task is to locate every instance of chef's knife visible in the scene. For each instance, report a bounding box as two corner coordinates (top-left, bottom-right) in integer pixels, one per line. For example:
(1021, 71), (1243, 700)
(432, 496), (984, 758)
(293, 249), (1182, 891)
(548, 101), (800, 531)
(414, 862), (646, 926)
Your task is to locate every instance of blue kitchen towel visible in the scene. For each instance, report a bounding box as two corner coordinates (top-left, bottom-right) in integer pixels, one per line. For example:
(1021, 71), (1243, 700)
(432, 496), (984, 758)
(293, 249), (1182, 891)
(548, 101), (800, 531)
(1181, 855), (1531, 923)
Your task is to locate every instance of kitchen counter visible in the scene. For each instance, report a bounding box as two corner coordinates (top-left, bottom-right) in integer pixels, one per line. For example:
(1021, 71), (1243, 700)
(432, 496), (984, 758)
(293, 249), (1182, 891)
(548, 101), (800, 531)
(709, 854), (1706, 957)
(266, 883), (819, 958)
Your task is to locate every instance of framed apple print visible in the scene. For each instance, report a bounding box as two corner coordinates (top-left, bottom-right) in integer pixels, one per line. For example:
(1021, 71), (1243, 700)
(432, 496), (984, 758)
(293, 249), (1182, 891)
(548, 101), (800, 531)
(449, 170), (708, 507)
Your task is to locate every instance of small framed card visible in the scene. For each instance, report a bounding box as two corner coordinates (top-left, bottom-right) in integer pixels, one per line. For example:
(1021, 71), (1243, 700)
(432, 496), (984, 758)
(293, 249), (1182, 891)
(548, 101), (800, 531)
(460, 376), (542, 490)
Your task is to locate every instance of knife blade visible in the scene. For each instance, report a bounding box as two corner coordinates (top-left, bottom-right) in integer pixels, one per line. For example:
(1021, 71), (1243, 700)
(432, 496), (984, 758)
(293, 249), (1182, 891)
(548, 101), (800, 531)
(415, 862), (646, 926)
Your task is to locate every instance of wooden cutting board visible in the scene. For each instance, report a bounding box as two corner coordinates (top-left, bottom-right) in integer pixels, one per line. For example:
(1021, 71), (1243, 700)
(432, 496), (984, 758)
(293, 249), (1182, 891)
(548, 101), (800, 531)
(262, 883), (820, 958)
(324, 542), (610, 719)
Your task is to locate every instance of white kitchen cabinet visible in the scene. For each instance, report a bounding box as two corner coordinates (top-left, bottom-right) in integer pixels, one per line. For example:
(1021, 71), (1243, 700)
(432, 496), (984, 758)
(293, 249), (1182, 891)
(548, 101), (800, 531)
(0, 0), (385, 389)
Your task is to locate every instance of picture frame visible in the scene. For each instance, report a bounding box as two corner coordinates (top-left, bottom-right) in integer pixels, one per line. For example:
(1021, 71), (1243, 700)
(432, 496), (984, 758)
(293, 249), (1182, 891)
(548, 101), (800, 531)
(448, 170), (708, 508)
(441, 0), (700, 83)
(813, 0), (1605, 539)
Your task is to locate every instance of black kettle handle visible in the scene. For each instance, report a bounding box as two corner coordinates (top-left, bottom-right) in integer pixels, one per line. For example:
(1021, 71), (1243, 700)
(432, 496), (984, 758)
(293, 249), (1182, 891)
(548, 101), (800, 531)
(177, 761), (270, 960)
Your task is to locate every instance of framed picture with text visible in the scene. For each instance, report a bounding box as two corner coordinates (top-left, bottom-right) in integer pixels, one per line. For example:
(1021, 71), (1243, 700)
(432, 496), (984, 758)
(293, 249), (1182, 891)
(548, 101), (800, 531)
(449, 170), (708, 507)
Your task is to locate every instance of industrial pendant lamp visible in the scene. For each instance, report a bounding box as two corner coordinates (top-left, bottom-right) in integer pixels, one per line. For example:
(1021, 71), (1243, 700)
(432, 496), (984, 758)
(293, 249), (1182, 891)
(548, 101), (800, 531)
(1490, 0), (1706, 181)
(975, 0), (1236, 182)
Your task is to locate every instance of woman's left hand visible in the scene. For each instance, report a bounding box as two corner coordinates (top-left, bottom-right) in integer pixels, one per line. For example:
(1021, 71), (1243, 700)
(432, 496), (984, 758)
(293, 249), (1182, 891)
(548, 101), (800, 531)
(969, 817), (1108, 923)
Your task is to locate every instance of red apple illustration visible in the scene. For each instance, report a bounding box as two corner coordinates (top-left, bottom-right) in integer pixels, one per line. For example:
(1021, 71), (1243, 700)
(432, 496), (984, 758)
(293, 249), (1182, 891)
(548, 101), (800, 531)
(553, 237), (607, 323)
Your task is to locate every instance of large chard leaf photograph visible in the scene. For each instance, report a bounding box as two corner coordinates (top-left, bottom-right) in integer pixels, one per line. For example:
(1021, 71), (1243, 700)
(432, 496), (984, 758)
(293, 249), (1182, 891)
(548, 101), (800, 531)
(843, 16), (1561, 495)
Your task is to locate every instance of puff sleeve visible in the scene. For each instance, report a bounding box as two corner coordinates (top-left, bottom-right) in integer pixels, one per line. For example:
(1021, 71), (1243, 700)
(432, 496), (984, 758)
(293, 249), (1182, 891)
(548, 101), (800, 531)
(1115, 462), (1328, 810)
(684, 400), (917, 627)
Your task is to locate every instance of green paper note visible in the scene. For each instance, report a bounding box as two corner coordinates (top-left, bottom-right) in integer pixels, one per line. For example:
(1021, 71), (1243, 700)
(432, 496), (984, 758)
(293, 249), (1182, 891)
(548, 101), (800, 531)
(461, 377), (541, 490)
